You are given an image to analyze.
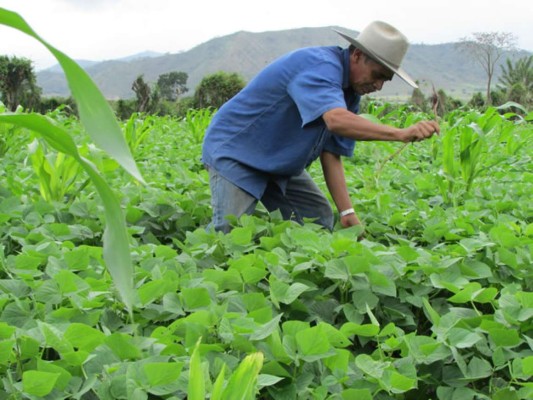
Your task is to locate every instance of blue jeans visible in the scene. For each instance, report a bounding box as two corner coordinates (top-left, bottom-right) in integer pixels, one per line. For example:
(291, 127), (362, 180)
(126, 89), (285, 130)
(207, 167), (333, 233)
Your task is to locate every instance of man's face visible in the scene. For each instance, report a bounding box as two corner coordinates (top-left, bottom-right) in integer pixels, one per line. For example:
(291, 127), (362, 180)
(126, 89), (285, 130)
(349, 49), (394, 95)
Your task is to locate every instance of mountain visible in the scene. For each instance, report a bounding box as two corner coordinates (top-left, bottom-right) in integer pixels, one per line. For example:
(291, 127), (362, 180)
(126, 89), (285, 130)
(36, 26), (531, 101)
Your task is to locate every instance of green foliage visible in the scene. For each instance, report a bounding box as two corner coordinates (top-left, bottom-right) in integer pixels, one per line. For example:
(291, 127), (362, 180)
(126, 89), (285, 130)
(2, 99), (532, 398)
(36, 96), (78, 116)
(0, 7), (144, 315)
(194, 71), (246, 109)
(183, 108), (215, 144)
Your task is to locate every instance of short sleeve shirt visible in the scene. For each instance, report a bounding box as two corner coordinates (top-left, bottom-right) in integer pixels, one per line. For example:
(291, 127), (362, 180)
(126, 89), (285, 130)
(201, 46), (360, 199)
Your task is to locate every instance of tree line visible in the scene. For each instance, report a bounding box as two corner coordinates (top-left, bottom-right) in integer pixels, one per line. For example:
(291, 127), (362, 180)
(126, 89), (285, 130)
(1, 30), (532, 118)
(0, 56), (246, 119)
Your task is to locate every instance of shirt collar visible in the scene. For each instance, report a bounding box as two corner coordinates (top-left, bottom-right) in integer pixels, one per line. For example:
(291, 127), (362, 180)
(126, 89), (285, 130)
(341, 47), (352, 90)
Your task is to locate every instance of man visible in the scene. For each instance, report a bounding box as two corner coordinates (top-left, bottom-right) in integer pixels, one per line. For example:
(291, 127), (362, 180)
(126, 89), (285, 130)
(202, 20), (440, 233)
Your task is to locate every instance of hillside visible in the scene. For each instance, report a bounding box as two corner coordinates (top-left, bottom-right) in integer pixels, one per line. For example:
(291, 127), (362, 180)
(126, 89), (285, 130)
(36, 26), (531, 101)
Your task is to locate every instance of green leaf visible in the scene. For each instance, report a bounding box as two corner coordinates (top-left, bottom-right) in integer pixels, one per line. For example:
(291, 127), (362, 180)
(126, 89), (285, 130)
(340, 322), (380, 337)
(210, 364), (226, 400)
(269, 278), (310, 305)
(403, 334), (451, 364)
(229, 226), (253, 245)
(257, 374), (284, 387)
(437, 386), (477, 400)
(473, 287), (498, 303)
(448, 282), (482, 303)
(188, 339), (205, 400)
(182, 287), (211, 310)
(422, 297), (441, 326)
(38, 321), (73, 355)
(64, 323), (106, 352)
(355, 354), (388, 379)
(447, 328), (483, 349)
(465, 357), (492, 379)
(492, 388), (520, 400)
(490, 225), (520, 248)
(222, 352), (263, 399)
(143, 362), (184, 387)
(389, 371), (417, 393)
(324, 349), (351, 373)
(0, 340), (15, 365)
(523, 356), (533, 376)
(342, 388), (373, 400)
(137, 279), (175, 305)
(36, 360), (72, 391)
(317, 322), (351, 348)
(324, 259), (349, 280)
(489, 328), (521, 347)
(295, 326), (332, 361)
(249, 314), (283, 341)
(22, 370), (60, 397)
(105, 333), (142, 360)
(0, 322), (16, 339)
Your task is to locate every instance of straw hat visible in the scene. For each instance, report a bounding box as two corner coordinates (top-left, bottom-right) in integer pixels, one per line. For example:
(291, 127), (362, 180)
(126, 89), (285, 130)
(334, 21), (417, 88)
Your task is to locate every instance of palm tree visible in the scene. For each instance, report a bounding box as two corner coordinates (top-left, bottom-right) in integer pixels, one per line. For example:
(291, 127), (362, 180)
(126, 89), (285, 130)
(498, 56), (533, 106)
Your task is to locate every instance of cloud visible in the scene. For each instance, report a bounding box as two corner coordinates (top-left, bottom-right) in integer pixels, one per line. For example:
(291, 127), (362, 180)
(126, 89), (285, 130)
(54, 0), (122, 11)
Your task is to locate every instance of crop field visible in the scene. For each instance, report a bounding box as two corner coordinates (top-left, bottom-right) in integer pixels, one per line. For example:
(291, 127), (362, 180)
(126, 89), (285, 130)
(1, 7), (533, 400)
(0, 99), (532, 399)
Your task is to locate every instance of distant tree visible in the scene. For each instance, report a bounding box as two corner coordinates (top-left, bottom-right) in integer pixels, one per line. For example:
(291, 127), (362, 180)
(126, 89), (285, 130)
(456, 32), (517, 106)
(194, 71), (246, 109)
(0, 55), (41, 111)
(498, 56), (533, 106)
(157, 71), (188, 102)
(131, 75), (159, 113)
(468, 92), (486, 109)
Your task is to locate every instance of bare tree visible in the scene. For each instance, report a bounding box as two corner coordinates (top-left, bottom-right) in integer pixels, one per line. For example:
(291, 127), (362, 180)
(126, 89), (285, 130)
(457, 32), (517, 106)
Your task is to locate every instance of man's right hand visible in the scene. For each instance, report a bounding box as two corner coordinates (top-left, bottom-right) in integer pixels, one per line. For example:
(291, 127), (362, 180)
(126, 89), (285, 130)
(397, 120), (440, 142)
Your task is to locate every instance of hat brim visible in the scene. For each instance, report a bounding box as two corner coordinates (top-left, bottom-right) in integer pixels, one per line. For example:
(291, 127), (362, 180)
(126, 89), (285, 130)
(334, 29), (418, 89)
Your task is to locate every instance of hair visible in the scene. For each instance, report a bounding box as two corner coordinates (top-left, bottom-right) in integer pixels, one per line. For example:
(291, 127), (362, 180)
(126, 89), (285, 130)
(348, 45), (376, 65)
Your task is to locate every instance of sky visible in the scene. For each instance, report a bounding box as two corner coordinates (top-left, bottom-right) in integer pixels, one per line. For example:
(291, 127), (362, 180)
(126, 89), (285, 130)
(1, 0), (532, 71)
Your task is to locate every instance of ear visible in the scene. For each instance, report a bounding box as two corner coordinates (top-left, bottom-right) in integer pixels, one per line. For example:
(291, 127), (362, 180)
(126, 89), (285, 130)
(352, 48), (365, 62)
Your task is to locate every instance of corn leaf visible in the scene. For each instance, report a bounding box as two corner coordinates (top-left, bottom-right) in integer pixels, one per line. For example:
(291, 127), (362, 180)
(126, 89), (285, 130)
(188, 339), (206, 400)
(222, 352), (263, 399)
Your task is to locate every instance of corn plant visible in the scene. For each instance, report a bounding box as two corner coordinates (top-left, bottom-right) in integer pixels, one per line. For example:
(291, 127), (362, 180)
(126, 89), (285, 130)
(123, 112), (156, 155)
(440, 122), (458, 201)
(26, 137), (87, 203)
(183, 107), (215, 144)
(459, 122), (486, 194)
(188, 338), (264, 400)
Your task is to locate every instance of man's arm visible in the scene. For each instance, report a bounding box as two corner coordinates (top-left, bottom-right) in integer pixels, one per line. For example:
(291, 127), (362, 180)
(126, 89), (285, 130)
(320, 151), (361, 228)
(323, 107), (439, 142)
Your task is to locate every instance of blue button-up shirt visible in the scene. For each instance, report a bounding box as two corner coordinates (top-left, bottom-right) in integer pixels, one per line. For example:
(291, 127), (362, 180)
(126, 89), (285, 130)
(202, 46), (360, 199)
